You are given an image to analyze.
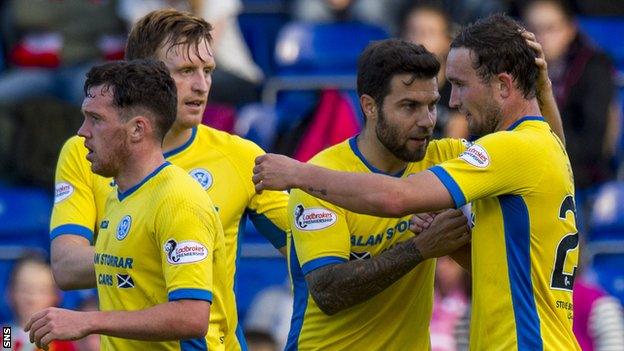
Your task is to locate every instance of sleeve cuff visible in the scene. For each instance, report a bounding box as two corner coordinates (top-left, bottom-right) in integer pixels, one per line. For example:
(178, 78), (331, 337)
(168, 288), (213, 303)
(50, 224), (94, 243)
(301, 256), (347, 275)
(429, 166), (466, 208)
(248, 211), (287, 249)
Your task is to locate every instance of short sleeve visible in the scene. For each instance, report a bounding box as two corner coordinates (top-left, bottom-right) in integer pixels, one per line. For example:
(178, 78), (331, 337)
(50, 137), (97, 243)
(430, 132), (541, 208)
(155, 195), (219, 303)
(288, 189), (350, 275)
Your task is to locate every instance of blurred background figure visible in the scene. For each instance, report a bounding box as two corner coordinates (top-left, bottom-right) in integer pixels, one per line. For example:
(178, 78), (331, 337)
(7, 255), (76, 351)
(291, 0), (396, 31)
(573, 277), (624, 351)
(74, 297), (100, 351)
(118, 0), (263, 107)
(244, 281), (293, 350)
(430, 256), (470, 351)
(398, 2), (468, 139)
(522, 0), (620, 231)
(245, 330), (278, 351)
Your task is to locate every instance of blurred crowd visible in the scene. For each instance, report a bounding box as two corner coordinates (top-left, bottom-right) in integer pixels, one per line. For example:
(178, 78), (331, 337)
(1, 0), (623, 350)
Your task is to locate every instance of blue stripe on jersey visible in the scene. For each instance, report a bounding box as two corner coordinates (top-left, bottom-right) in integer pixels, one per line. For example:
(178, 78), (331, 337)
(429, 166), (466, 208)
(301, 256), (347, 275)
(168, 288), (213, 302)
(180, 337), (207, 351)
(248, 210), (287, 249)
(50, 224), (94, 243)
(234, 215), (249, 351)
(286, 237), (309, 351)
(499, 195), (543, 350)
(506, 116), (545, 131)
(164, 126), (197, 158)
(349, 137), (406, 177)
(117, 162), (171, 201)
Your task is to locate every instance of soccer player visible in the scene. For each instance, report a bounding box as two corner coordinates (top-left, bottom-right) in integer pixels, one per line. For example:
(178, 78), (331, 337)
(27, 59), (233, 350)
(283, 40), (472, 350)
(254, 15), (580, 350)
(49, 9), (288, 350)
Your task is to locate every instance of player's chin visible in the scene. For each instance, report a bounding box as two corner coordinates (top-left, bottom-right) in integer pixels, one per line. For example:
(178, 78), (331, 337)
(176, 112), (203, 129)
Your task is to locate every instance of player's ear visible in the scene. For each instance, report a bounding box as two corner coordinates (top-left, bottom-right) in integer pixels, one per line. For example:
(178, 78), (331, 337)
(495, 73), (513, 99)
(129, 116), (149, 142)
(360, 94), (378, 123)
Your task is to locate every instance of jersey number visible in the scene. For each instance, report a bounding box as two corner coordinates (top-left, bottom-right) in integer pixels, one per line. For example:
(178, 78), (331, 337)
(550, 195), (578, 291)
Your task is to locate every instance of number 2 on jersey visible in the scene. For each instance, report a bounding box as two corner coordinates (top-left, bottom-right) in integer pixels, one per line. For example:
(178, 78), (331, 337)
(550, 195), (578, 291)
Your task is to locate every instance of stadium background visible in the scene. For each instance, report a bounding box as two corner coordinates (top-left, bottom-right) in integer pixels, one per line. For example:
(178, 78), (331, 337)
(0, 0), (623, 349)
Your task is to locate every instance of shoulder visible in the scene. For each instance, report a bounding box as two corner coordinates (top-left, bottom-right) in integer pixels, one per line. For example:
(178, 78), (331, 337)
(307, 139), (354, 170)
(197, 124), (264, 157)
(58, 135), (88, 161)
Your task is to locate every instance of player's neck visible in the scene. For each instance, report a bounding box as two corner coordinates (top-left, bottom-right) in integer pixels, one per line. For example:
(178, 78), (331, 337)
(162, 125), (194, 153)
(357, 131), (407, 175)
(115, 146), (166, 193)
(497, 98), (542, 131)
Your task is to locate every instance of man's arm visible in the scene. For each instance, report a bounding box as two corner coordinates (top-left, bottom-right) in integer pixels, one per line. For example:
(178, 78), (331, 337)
(25, 300), (210, 349)
(254, 154), (453, 218)
(51, 235), (96, 289)
(305, 209), (470, 315)
(522, 30), (565, 145)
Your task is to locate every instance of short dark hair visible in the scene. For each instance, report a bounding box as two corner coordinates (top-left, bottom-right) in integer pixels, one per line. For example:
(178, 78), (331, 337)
(357, 39), (440, 107)
(84, 60), (177, 141)
(125, 8), (213, 61)
(451, 14), (538, 99)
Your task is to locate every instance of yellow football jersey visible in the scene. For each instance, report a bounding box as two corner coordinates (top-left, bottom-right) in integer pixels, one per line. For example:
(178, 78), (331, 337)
(286, 137), (466, 351)
(94, 162), (232, 351)
(51, 125), (290, 350)
(430, 117), (580, 350)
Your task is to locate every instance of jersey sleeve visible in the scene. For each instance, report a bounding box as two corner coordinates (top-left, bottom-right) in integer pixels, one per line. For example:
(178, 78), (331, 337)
(423, 138), (470, 165)
(49, 137), (97, 243)
(429, 132), (542, 208)
(155, 193), (219, 303)
(233, 137), (289, 249)
(289, 189), (350, 275)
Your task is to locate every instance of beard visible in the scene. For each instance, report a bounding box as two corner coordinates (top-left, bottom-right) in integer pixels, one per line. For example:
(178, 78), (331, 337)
(90, 130), (131, 178)
(468, 99), (502, 137)
(376, 109), (429, 163)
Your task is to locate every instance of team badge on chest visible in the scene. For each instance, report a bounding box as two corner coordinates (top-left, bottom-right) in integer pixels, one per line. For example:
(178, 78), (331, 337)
(116, 215), (132, 240)
(189, 168), (213, 190)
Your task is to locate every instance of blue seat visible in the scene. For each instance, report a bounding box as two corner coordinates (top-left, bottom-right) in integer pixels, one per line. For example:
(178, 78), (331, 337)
(577, 16), (624, 72)
(274, 21), (388, 76)
(592, 253), (624, 305)
(239, 13), (290, 77)
(589, 181), (624, 242)
(0, 186), (52, 250)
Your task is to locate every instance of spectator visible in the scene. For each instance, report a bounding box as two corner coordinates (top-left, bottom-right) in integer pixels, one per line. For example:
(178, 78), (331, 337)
(399, 3), (468, 139)
(244, 283), (293, 350)
(430, 257), (470, 351)
(292, 0), (402, 33)
(573, 277), (624, 350)
(522, 0), (618, 203)
(7, 255), (75, 351)
(245, 330), (278, 351)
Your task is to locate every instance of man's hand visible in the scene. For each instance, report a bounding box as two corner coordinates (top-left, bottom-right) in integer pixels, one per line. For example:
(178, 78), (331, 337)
(409, 212), (437, 234)
(522, 30), (551, 93)
(253, 154), (303, 192)
(25, 307), (91, 350)
(413, 209), (471, 260)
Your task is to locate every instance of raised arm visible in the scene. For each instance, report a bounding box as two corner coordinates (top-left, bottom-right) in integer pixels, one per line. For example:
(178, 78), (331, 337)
(522, 30), (565, 145)
(253, 154), (454, 217)
(306, 209), (470, 315)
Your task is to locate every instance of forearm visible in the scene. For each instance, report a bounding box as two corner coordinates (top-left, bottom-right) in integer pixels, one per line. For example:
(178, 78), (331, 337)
(537, 80), (565, 146)
(307, 238), (425, 315)
(51, 236), (96, 290)
(88, 300), (209, 341)
(295, 163), (409, 217)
